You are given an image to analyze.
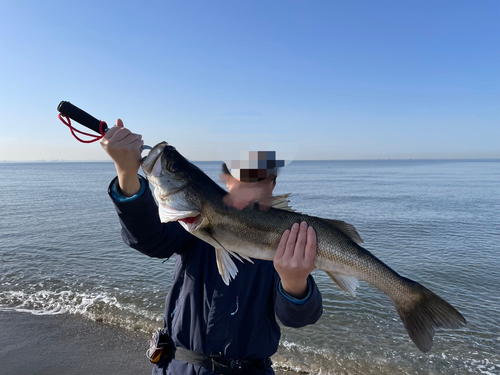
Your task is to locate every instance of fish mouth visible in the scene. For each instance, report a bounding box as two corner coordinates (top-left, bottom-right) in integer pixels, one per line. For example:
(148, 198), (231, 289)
(141, 141), (169, 175)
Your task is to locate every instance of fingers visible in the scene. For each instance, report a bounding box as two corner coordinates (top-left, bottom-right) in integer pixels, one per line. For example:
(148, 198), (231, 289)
(111, 128), (132, 143)
(304, 226), (317, 264)
(295, 222), (308, 258)
(122, 133), (142, 146)
(105, 126), (142, 147)
(103, 125), (119, 140)
(103, 118), (125, 140)
(276, 222), (316, 261)
(128, 137), (144, 150)
(284, 222), (300, 259)
(276, 229), (290, 259)
(274, 222), (317, 298)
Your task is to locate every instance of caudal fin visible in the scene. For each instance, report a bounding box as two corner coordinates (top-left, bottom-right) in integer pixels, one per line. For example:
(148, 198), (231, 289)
(395, 279), (466, 352)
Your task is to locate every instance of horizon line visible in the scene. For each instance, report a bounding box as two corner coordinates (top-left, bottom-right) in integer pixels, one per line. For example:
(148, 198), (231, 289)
(1, 157), (500, 163)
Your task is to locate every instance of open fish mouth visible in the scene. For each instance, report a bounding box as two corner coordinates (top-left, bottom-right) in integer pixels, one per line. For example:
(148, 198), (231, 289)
(141, 141), (169, 175)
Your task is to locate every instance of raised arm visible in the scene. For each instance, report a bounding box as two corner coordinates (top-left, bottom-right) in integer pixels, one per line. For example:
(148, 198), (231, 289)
(101, 119), (195, 259)
(100, 118), (143, 197)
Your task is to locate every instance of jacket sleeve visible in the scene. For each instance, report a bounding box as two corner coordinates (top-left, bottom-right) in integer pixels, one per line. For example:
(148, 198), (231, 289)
(108, 175), (196, 258)
(274, 274), (323, 328)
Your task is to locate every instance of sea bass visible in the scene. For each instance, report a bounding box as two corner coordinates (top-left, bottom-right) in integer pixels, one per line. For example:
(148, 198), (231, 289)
(141, 141), (466, 352)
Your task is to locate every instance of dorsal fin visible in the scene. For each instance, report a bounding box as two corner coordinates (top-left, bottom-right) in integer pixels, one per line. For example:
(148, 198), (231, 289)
(258, 194), (363, 244)
(320, 218), (364, 244)
(259, 194), (297, 212)
(259, 197), (363, 243)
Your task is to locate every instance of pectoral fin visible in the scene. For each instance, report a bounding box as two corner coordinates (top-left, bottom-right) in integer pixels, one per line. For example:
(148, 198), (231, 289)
(326, 272), (359, 297)
(202, 228), (253, 284)
(215, 248), (239, 285)
(229, 251), (254, 264)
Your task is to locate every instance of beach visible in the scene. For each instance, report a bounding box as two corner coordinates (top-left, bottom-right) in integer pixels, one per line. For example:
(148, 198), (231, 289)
(0, 311), (294, 375)
(0, 311), (153, 375)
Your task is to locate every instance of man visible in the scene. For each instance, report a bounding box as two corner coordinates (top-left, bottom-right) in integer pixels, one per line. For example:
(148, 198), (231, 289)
(101, 119), (323, 374)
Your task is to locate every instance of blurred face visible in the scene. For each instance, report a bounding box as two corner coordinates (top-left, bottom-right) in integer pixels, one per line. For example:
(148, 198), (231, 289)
(224, 172), (276, 205)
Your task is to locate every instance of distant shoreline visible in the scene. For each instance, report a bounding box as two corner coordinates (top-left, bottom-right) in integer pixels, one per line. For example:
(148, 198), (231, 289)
(1, 158), (499, 164)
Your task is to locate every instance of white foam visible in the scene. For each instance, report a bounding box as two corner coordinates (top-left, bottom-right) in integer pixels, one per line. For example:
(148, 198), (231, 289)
(464, 358), (500, 375)
(0, 289), (162, 332)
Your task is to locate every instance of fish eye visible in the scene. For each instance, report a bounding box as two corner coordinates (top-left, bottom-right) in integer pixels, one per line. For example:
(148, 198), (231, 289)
(167, 161), (179, 173)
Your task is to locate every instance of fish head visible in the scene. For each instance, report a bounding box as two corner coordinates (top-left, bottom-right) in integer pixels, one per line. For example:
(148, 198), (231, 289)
(141, 141), (205, 232)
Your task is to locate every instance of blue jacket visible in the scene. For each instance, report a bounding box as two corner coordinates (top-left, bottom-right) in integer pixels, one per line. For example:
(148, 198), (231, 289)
(109, 176), (323, 374)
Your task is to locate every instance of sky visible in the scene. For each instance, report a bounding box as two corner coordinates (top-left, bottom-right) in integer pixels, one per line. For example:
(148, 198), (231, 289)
(0, 0), (499, 161)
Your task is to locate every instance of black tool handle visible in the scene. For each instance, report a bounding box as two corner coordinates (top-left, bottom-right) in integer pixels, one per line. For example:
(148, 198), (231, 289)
(57, 101), (108, 134)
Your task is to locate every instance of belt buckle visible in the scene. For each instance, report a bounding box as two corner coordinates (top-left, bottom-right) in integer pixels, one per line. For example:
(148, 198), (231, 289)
(210, 352), (251, 374)
(230, 359), (246, 370)
(210, 351), (222, 372)
(211, 352), (240, 374)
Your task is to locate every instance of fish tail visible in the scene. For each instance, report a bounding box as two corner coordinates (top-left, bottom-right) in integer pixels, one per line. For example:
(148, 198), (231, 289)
(394, 278), (466, 352)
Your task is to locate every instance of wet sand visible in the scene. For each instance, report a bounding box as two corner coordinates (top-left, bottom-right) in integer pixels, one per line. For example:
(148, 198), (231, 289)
(0, 311), (295, 374)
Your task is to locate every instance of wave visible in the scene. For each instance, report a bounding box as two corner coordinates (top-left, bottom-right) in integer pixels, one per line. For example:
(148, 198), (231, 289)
(1, 287), (498, 374)
(0, 289), (162, 332)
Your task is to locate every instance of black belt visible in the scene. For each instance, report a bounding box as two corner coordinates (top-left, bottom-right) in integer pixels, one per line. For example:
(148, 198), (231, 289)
(174, 346), (269, 374)
(148, 329), (270, 374)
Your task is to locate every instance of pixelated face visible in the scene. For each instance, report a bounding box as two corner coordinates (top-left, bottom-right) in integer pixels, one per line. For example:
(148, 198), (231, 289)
(224, 174), (276, 210)
(229, 151), (284, 183)
(224, 167), (276, 210)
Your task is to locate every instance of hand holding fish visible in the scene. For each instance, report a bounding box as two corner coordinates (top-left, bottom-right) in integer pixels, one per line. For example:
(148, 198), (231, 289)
(274, 222), (317, 299)
(100, 119), (144, 196)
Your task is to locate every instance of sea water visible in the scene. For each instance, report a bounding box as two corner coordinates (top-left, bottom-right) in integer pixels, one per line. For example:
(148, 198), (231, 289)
(0, 160), (499, 374)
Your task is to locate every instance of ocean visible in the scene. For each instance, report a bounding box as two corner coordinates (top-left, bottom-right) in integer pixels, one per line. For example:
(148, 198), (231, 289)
(0, 159), (499, 374)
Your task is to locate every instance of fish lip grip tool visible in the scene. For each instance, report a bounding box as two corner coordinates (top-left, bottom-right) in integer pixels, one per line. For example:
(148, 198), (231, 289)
(57, 100), (152, 151)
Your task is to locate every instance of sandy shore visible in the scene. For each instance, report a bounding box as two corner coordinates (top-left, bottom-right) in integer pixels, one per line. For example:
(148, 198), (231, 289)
(0, 310), (153, 375)
(0, 311), (295, 374)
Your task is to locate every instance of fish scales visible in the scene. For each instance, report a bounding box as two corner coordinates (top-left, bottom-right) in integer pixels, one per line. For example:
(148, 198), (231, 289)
(141, 141), (466, 352)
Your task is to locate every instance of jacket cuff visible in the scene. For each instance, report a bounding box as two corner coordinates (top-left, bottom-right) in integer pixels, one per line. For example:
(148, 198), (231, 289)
(278, 276), (313, 305)
(109, 175), (148, 203)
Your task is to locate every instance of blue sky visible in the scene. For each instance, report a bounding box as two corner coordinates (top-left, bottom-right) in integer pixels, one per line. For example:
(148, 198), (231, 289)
(0, 1), (498, 161)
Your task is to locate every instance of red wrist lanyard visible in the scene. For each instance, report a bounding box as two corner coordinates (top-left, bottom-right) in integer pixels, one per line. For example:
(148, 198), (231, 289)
(58, 113), (107, 143)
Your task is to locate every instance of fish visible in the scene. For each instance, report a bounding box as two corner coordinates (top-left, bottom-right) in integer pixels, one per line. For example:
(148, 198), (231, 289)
(141, 141), (466, 352)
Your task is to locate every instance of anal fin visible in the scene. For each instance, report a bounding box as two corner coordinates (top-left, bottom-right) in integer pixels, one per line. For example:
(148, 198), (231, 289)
(326, 272), (359, 297)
